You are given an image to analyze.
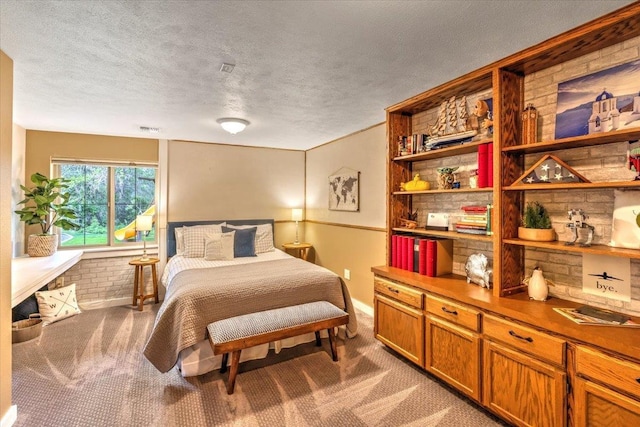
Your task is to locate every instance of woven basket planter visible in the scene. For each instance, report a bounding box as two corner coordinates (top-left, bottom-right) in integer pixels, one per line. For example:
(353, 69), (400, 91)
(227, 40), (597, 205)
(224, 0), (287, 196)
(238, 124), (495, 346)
(12, 318), (43, 343)
(27, 234), (59, 257)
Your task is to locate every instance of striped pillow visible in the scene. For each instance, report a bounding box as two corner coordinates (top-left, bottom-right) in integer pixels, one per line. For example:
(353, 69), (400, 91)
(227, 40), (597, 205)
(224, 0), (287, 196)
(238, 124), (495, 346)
(182, 224), (225, 258)
(225, 223), (274, 254)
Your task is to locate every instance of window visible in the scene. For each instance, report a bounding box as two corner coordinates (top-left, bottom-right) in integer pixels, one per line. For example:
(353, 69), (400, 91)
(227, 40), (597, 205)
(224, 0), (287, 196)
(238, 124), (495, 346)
(53, 160), (157, 248)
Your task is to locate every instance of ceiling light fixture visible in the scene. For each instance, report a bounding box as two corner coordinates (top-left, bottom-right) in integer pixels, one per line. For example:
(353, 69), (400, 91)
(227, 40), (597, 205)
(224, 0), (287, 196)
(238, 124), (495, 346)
(217, 118), (250, 134)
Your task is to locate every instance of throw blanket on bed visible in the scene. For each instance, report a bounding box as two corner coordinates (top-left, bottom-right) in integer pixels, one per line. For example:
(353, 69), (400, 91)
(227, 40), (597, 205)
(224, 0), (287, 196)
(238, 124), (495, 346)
(143, 257), (357, 372)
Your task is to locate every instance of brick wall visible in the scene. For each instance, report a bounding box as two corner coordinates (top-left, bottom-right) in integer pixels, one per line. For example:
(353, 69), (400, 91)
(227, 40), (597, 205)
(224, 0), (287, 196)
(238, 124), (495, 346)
(523, 35), (640, 316)
(408, 36), (640, 316)
(57, 255), (158, 309)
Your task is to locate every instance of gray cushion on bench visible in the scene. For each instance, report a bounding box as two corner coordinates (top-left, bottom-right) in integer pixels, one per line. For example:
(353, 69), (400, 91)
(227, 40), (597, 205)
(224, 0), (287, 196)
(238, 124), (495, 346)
(207, 301), (346, 345)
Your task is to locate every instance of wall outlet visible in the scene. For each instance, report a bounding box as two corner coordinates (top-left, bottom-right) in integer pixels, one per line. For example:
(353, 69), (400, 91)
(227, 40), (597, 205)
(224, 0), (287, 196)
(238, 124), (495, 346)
(344, 269), (351, 280)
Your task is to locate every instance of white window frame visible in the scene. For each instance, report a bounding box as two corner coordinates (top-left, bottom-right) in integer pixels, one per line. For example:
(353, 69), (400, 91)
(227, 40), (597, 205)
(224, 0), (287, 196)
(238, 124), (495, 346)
(52, 158), (159, 250)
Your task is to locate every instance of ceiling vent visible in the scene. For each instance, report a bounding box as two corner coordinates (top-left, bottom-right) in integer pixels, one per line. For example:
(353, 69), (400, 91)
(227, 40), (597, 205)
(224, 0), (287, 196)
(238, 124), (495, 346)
(139, 126), (161, 134)
(220, 63), (235, 73)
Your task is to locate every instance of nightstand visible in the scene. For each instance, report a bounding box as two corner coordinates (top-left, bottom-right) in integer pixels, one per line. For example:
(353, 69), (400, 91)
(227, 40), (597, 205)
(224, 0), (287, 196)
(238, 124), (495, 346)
(282, 242), (313, 261)
(129, 257), (160, 311)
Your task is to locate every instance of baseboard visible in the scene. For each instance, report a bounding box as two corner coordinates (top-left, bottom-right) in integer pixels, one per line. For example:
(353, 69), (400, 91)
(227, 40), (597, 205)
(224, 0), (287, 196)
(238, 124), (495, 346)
(79, 297), (131, 311)
(1, 405), (17, 427)
(351, 297), (373, 317)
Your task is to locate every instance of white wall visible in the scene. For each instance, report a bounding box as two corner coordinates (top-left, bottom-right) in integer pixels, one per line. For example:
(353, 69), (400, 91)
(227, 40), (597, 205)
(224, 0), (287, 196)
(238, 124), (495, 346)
(11, 123), (25, 257)
(305, 124), (386, 228)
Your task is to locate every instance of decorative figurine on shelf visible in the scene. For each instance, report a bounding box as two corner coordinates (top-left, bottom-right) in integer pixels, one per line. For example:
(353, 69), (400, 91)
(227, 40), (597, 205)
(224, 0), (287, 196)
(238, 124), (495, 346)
(465, 253), (493, 289)
(399, 209), (419, 229)
(436, 167), (458, 190)
(523, 267), (553, 301)
(566, 208), (595, 247)
(469, 169), (479, 188)
(522, 103), (538, 145)
(469, 100), (492, 141)
(400, 173), (430, 191)
(628, 143), (640, 181)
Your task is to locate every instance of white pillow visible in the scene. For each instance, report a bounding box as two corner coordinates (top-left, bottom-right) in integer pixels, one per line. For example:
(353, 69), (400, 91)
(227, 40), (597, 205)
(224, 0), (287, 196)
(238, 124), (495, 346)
(204, 231), (235, 261)
(35, 283), (81, 326)
(182, 223), (226, 258)
(175, 227), (185, 255)
(226, 223), (274, 253)
(610, 190), (640, 249)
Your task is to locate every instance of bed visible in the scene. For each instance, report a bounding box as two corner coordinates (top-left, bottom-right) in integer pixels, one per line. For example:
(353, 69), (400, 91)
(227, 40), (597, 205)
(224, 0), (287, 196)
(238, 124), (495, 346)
(143, 219), (358, 377)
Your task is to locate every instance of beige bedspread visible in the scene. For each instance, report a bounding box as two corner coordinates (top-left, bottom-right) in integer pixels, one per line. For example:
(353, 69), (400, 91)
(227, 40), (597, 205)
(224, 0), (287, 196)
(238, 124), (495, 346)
(143, 257), (357, 372)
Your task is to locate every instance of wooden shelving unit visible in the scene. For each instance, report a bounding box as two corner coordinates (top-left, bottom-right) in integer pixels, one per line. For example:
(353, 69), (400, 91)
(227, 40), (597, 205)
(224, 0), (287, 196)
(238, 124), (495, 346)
(374, 6), (640, 425)
(503, 239), (640, 260)
(393, 188), (492, 195)
(501, 129), (640, 155)
(392, 227), (493, 242)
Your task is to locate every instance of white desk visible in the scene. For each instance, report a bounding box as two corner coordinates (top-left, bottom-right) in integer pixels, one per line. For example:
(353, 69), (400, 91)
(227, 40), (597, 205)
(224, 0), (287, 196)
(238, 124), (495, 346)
(11, 250), (83, 308)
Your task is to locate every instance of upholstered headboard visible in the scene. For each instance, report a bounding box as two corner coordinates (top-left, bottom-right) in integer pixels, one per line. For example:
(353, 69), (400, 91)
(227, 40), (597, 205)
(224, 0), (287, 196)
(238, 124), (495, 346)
(166, 219), (275, 258)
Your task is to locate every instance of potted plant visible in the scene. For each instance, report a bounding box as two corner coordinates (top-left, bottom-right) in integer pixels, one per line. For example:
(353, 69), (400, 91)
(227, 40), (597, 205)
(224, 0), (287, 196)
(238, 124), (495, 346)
(15, 172), (81, 257)
(518, 201), (556, 242)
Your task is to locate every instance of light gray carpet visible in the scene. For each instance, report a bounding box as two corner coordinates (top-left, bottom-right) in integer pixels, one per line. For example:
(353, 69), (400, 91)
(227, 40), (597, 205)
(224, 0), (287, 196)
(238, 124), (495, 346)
(12, 304), (505, 426)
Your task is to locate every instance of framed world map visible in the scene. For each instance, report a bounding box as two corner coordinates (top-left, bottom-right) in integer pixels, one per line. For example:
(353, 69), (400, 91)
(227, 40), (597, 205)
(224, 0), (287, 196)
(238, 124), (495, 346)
(328, 169), (359, 211)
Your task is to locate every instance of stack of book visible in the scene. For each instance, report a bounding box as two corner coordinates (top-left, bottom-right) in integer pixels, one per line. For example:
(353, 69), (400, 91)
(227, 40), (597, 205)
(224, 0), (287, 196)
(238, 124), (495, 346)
(455, 205), (493, 235)
(391, 236), (453, 277)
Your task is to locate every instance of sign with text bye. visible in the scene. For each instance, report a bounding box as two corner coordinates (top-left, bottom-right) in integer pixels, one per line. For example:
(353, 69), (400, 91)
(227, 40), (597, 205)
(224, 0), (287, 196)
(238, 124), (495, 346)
(582, 253), (631, 302)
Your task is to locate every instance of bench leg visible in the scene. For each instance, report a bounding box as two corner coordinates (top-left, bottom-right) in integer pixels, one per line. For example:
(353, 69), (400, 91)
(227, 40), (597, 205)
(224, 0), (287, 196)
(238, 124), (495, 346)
(227, 350), (242, 395)
(315, 331), (321, 346)
(328, 328), (338, 362)
(220, 353), (228, 374)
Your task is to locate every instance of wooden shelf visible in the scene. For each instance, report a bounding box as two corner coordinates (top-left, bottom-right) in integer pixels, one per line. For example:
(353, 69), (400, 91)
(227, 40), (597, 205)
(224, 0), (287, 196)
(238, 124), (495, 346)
(502, 128), (640, 155)
(504, 180), (640, 191)
(393, 227), (493, 242)
(393, 188), (492, 195)
(503, 238), (640, 259)
(393, 138), (492, 162)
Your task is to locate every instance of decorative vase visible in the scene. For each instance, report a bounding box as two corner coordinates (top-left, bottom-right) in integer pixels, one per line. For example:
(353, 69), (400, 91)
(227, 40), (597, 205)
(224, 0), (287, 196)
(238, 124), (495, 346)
(527, 268), (549, 301)
(27, 234), (58, 257)
(517, 227), (556, 242)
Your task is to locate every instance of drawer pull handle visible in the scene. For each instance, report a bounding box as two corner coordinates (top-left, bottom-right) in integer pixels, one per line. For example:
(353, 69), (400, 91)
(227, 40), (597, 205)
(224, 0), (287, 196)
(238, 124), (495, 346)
(636, 378), (640, 384)
(387, 287), (399, 294)
(509, 330), (533, 343)
(441, 307), (458, 316)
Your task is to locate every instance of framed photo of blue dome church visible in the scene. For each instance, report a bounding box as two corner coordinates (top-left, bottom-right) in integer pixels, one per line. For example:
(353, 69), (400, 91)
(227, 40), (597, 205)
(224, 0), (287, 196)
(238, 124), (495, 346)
(554, 59), (640, 140)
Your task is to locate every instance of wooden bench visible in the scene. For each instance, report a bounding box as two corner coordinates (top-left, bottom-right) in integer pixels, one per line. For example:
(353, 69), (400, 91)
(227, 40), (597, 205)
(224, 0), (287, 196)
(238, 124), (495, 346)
(207, 301), (349, 394)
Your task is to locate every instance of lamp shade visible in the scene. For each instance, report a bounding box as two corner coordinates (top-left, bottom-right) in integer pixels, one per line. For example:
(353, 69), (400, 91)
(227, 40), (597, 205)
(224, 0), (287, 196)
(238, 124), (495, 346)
(291, 208), (303, 222)
(216, 118), (249, 134)
(136, 215), (153, 232)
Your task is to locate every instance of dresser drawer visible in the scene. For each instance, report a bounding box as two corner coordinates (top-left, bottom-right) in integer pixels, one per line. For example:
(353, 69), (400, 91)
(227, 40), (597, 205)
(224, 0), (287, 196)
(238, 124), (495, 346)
(483, 314), (566, 366)
(576, 345), (640, 399)
(425, 294), (480, 332)
(374, 277), (423, 310)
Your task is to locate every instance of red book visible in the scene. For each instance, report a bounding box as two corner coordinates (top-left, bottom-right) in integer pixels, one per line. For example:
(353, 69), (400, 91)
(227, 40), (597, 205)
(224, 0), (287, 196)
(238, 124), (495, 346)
(391, 235), (398, 268)
(407, 237), (415, 272)
(400, 237), (408, 270)
(426, 240), (436, 277)
(477, 143), (488, 188)
(487, 142), (494, 187)
(418, 239), (428, 275)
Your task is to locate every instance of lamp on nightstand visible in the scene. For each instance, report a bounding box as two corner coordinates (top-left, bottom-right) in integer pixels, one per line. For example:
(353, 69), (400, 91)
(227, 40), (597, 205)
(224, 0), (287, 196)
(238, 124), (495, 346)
(291, 208), (303, 244)
(136, 215), (153, 261)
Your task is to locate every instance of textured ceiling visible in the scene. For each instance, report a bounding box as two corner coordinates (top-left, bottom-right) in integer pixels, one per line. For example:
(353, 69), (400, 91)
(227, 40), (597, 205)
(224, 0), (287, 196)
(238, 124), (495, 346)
(0, 0), (634, 150)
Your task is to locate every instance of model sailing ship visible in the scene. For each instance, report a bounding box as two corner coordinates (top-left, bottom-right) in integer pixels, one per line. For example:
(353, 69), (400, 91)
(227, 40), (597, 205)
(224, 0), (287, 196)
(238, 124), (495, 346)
(427, 96), (478, 148)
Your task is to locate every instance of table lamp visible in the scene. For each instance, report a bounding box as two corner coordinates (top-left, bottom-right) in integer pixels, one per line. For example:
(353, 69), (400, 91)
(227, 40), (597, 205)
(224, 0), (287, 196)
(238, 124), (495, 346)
(291, 208), (303, 244)
(136, 215), (153, 261)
